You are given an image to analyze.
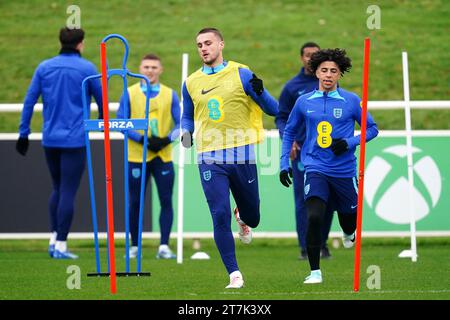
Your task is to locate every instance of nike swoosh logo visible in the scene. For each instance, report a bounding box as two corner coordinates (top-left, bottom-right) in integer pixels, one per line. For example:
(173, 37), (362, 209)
(351, 205), (357, 209)
(248, 178), (255, 184)
(307, 110), (315, 113)
(298, 90), (305, 96)
(162, 170), (170, 176)
(201, 86), (219, 95)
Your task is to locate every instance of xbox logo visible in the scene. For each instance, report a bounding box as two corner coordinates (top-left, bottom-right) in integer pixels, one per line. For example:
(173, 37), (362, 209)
(364, 145), (442, 224)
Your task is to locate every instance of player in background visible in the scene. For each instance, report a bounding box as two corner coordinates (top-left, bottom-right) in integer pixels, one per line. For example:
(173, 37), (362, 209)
(275, 42), (334, 260)
(279, 48), (378, 283)
(181, 27), (278, 288)
(16, 27), (103, 259)
(117, 53), (180, 259)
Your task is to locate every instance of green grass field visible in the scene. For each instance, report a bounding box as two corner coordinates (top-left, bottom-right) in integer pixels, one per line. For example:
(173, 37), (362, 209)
(1, 0), (449, 306)
(1, 237), (449, 300)
(0, 0), (449, 132)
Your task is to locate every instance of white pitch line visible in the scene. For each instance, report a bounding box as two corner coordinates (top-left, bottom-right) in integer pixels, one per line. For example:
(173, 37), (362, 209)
(2, 230), (450, 239)
(219, 289), (450, 296)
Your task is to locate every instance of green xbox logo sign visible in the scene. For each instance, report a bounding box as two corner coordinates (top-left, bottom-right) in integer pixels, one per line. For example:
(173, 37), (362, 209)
(365, 145), (442, 224)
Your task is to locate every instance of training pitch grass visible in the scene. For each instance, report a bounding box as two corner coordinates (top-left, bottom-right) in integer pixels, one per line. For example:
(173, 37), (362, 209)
(1, 0), (450, 132)
(0, 237), (449, 300)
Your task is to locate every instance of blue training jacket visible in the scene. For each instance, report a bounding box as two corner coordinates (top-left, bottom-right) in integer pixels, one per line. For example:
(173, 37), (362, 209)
(280, 88), (378, 178)
(275, 67), (318, 142)
(19, 52), (103, 147)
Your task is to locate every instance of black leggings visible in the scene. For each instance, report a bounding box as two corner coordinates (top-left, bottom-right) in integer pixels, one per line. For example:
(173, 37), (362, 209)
(306, 197), (356, 270)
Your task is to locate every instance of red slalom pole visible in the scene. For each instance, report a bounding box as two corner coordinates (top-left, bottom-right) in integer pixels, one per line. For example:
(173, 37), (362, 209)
(100, 42), (117, 294)
(354, 37), (371, 292)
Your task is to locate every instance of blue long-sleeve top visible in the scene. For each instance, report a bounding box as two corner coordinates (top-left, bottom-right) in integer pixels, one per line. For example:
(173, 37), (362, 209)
(280, 88), (378, 178)
(19, 52), (103, 147)
(117, 82), (180, 142)
(181, 61), (278, 163)
(275, 67), (318, 143)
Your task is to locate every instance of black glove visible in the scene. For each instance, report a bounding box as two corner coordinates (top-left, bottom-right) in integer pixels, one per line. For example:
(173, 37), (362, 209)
(330, 138), (349, 156)
(249, 73), (264, 96)
(147, 136), (171, 153)
(279, 168), (293, 188)
(181, 131), (193, 148)
(16, 137), (29, 156)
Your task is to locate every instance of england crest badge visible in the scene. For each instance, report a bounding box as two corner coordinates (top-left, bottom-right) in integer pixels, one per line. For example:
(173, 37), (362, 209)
(333, 108), (343, 119)
(203, 170), (212, 181)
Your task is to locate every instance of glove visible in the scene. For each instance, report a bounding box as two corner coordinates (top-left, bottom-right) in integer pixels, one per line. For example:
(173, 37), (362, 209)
(279, 168), (293, 188)
(147, 136), (171, 153)
(330, 138), (349, 156)
(16, 136), (29, 156)
(181, 131), (193, 148)
(249, 73), (264, 96)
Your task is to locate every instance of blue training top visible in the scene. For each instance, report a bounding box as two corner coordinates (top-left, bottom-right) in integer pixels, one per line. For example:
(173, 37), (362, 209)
(181, 61), (279, 163)
(280, 88), (378, 178)
(19, 52), (103, 148)
(275, 67), (318, 143)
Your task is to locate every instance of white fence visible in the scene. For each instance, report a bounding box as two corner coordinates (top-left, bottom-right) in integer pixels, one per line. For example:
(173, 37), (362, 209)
(1, 100), (450, 113)
(1, 101), (449, 241)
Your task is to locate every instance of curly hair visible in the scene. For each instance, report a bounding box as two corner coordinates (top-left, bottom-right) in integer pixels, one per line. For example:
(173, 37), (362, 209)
(308, 48), (352, 75)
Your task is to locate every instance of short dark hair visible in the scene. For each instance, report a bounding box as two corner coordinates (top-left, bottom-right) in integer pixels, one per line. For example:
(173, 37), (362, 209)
(300, 42), (320, 56)
(59, 27), (84, 49)
(142, 53), (161, 62)
(309, 48), (352, 75)
(197, 27), (223, 41)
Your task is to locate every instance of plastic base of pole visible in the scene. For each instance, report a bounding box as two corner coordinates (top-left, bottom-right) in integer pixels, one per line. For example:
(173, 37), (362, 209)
(87, 272), (151, 277)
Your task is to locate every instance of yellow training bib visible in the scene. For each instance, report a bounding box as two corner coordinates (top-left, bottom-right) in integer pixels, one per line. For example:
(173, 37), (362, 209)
(127, 82), (174, 162)
(185, 61), (264, 153)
